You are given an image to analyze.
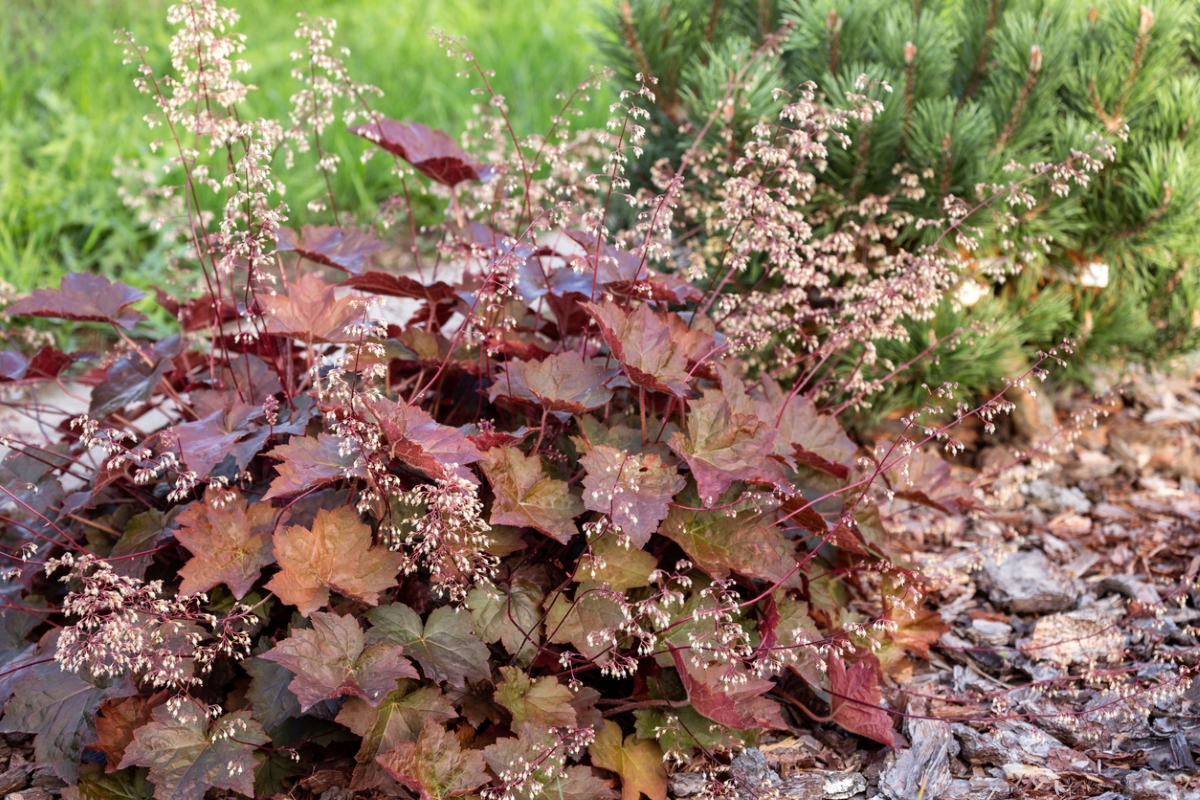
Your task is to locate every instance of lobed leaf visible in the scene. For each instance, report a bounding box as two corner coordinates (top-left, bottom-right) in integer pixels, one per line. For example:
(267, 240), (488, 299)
(174, 488), (276, 600)
(0, 661), (137, 783)
(5, 273), (146, 330)
(366, 604), (491, 687)
(336, 682), (456, 791)
(580, 444), (684, 546)
(667, 393), (789, 505)
(349, 119), (494, 187)
(260, 611), (418, 711)
(375, 717), (490, 800)
(276, 224), (386, 274)
(259, 272), (367, 343)
(262, 433), (368, 501)
(118, 698), (268, 800)
(264, 506), (404, 615)
(827, 654), (895, 747)
(588, 720), (667, 800)
(365, 396), (481, 483)
(494, 667), (577, 728)
(481, 446), (583, 544)
(583, 301), (691, 397)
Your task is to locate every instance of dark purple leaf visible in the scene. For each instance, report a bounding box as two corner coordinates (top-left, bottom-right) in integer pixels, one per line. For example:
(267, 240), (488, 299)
(276, 224), (387, 274)
(349, 119), (494, 187)
(5, 274), (146, 330)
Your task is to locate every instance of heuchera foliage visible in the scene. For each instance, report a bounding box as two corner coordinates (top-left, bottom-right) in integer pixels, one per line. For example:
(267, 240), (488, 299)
(0, 3), (1107, 798)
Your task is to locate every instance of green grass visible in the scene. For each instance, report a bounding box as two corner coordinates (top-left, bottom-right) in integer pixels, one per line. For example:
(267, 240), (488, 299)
(0, 0), (610, 294)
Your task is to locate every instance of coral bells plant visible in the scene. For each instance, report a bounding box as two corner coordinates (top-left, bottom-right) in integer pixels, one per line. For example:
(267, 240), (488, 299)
(0, 2), (1146, 798)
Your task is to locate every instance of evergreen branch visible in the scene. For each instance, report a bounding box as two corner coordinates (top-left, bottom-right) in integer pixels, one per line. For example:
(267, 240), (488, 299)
(1116, 182), (1173, 241)
(1092, 8), (1154, 133)
(992, 52), (1040, 154)
(937, 132), (953, 201)
(827, 10), (841, 78)
(1114, 25), (1152, 123)
(617, 1), (683, 123)
(704, 0), (721, 44)
(956, 0), (1004, 114)
(901, 41), (918, 149)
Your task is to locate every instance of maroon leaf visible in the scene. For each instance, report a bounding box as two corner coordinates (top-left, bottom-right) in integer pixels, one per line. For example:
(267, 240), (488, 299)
(668, 645), (786, 731)
(261, 611), (418, 711)
(153, 289), (237, 333)
(263, 433), (369, 500)
(5, 273), (146, 330)
(579, 444), (684, 546)
(667, 393), (789, 505)
(827, 654), (895, 747)
(489, 351), (618, 415)
(583, 301), (691, 397)
(349, 119), (494, 187)
(276, 224), (387, 274)
(259, 272), (368, 343)
(169, 404), (262, 479)
(364, 396), (482, 483)
(340, 272), (456, 303)
(0, 346), (73, 383)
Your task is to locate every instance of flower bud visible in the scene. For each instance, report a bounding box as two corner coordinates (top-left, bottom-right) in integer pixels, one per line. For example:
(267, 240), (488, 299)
(1029, 44), (1042, 73)
(826, 9), (841, 33)
(904, 41), (917, 65)
(1139, 5), (1154, 36)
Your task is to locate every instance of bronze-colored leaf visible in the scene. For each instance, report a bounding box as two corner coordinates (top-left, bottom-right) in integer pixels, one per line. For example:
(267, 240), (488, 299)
(580, 444), (684, 546)
(118, 698), (268, 800)
(337, 682), (457, 791)
(583, 301), (691, 397)
(490, 351), (618, 414)
(259, 272), (367, 343)
(264, 506), (403, 615)
(263, 433), (368, 501)
(375, 718), (490, 800)
(588, 720), (666, 800)
(494, 667), (577, 728)
(365, 396), (481, 483)
(481, 446), (583, 544)
(667, 393), (789, 505)
(174, 488), (276, 599)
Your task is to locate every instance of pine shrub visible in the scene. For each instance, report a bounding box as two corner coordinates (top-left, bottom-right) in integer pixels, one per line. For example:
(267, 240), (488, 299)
(597, 0), (1200, 415)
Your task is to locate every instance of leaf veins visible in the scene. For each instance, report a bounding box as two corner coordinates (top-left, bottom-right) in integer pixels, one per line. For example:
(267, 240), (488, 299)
(264, 506), (404, 615)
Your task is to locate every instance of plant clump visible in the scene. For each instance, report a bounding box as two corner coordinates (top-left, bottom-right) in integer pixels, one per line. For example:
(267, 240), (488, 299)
(0, 2), (1176, 799)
